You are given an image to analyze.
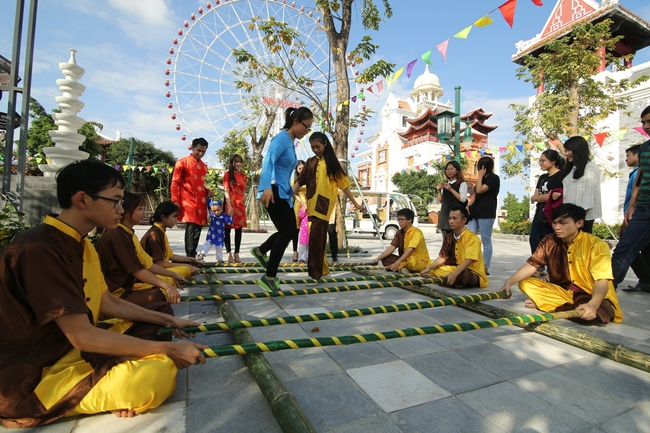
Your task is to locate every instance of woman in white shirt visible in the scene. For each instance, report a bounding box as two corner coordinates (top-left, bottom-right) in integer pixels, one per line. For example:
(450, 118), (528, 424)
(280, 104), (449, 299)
(553, 136), (602, 233)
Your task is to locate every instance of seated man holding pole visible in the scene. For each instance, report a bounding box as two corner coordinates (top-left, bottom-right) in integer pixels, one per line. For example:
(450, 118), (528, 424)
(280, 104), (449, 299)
(370, 208), (430, 273)
(501, 203), (622, 324)
(0, 160), (206, 428)
(420, 206), (488, 288)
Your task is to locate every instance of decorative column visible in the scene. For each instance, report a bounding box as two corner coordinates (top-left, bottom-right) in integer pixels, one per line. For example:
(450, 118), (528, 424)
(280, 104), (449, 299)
(39, 49), (89, 176)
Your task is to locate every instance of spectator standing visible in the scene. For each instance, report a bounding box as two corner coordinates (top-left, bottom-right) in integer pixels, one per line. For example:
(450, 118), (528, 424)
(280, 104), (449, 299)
(468, 156), (500, 275)
(171, 137), (213, 258)
(530, 149), (566, 253)
(292, 160), (307, 262)
(223, 154), (248, 263)
(436, 160), (468, 238)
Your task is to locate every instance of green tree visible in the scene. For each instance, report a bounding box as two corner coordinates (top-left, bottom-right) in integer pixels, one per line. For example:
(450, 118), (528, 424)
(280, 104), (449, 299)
(506, 19), (647, 177)
(501, 192), (531, 223)
(105, 138), (176, 200)
(391, 170), (438, 217)
(27, 98), (104, 160)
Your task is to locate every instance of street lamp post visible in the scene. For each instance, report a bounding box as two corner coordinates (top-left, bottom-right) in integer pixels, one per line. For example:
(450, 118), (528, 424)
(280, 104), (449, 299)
(431, 86), (463, 162)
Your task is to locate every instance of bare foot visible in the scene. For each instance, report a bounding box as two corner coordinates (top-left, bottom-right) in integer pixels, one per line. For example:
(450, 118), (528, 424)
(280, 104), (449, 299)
(524, 299), (538, 309)
(112, 409), (138, 418)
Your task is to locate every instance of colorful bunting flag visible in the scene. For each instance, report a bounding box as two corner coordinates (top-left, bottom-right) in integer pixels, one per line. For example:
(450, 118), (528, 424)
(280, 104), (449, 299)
(377, 80), (383, 94)
(633, 126), (649, 137)
(531, 0), (543, 5)
(474, 16), (493, 28)
(454, 25), (473, 39)
(611, 128), (627, 140)
(421, 50), (432, 65)
(436, 39), (449, 63)
(498, 0), (517, 28)
(406, 59), (418, 78)
(516, 145), (524, 153)
(594, 132), (607, 147)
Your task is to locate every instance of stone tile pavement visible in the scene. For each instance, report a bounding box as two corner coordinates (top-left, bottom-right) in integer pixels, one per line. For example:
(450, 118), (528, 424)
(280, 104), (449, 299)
(6, 225), (650, 433)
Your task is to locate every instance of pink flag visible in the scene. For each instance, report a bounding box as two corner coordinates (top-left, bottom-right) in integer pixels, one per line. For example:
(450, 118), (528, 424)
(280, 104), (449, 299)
(406, 59), (418, 78)
(633, 126), (649, 137)
(436, 39), (449, 63)
(377, 80), (383, 94)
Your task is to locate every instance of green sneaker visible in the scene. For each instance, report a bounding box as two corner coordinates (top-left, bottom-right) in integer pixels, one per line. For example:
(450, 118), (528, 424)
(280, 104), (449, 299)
(250, 247), (269, 268)
(259, 275), (281, 292)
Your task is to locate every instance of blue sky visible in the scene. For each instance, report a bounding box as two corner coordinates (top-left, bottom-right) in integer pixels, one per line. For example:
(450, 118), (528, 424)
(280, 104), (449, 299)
(2, 0), (650, 199)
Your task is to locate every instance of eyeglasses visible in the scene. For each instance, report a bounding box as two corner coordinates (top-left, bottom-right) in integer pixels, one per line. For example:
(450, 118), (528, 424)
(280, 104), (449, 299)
(88, 193), (124, 209)
(299, 119), (312, 132)
(397, 218), (408, 222)
(538, 159), (548, 164)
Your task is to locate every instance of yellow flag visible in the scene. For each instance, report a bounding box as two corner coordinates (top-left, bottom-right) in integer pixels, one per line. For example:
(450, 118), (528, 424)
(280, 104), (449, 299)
(454, 25), (472, 39)
(474, 15), (493, 27)
(393, 67), (404, 82)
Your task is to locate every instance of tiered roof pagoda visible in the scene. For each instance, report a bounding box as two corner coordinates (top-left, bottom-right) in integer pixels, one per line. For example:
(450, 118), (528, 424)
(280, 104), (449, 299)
(460, 108), (498, 136)
(397, 108), (440, 149)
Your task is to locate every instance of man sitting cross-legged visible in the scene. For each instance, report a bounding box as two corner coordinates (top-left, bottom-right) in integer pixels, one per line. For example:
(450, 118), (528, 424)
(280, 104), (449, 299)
(370, 208), (430, 273)
(0, 160), (207, 428)
(420, 206), (488, 288)
(501, 203), (623, 324)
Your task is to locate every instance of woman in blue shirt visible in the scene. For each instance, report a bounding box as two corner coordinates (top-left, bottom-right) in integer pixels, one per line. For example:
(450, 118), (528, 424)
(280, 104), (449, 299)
(251, 106), (314, 292)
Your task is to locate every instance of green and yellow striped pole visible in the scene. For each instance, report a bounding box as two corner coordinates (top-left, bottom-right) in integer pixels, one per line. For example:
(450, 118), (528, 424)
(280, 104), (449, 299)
(181, 277), (443, 302)
(198, 261), (374, 268)
(185, 273), (404, 286)
(160, 291), (508, 336)
(199, 311), (583, 358)
(199, 265), (385, 274)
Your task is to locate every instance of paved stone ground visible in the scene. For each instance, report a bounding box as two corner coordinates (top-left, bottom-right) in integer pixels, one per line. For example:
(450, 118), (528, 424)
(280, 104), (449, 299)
(6, 224), (650, 433)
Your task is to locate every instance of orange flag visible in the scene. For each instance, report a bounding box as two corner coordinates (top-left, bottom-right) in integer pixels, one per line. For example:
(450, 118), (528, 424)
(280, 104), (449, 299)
(594, 132), (608, 147)
(499, 0), (517, 28)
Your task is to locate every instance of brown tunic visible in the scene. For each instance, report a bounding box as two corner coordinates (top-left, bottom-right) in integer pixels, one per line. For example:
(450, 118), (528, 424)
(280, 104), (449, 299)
(141, 224), (167, 263)
(98, 225), (146, 294)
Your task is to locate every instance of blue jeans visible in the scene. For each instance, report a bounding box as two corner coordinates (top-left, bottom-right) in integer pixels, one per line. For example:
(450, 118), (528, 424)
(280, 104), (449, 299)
(468, 218), (494, 268)
(612, 205), (650, 287)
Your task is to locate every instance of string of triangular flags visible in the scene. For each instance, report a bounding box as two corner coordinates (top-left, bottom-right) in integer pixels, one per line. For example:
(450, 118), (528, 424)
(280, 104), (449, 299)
(396, 126), (647, 175)
(335, 0), (543, 112)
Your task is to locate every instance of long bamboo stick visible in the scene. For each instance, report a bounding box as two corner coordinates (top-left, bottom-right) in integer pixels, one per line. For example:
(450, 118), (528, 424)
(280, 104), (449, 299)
(198, 261), (373, 268)
(402, 285), (650, 374)
(184, 273), (404, 286)
(181, 277), (442, 302)
(200, 311), (582, 358)
(211, 281), (317, 432)
(199, 265), (384, 274)
(160, 291), (508, 336)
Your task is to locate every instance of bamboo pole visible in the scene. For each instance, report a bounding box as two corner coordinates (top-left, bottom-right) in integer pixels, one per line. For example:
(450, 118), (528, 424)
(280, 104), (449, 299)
(200, 311), (582, 358)
(199, 265), (384, 274)
(161, 291), (508, 336)
(198, 261), (372, 268)
(185, 273), (404, 286)
(181, 277), (442, 302)
(402, 285), (650, 374)
(211, 286), (317, 433)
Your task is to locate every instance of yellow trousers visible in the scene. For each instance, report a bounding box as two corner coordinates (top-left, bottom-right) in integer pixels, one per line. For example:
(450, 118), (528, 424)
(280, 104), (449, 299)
(518, 277), (574, 312)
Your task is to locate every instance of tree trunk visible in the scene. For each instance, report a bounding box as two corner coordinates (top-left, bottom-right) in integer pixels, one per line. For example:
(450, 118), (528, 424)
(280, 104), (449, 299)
(320, 2), (352, 160)
(568, 83), (580, 136)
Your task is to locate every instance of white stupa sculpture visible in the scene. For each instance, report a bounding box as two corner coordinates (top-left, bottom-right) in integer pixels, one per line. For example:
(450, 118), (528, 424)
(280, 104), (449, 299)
(39, 49), (89, 176)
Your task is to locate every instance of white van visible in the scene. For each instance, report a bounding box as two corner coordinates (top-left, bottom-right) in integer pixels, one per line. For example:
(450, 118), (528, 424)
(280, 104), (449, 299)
(343, 191), (418, 240)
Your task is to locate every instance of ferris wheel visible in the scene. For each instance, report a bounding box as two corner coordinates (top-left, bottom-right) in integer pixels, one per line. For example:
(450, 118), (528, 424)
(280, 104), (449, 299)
(165, 0), (332, 149)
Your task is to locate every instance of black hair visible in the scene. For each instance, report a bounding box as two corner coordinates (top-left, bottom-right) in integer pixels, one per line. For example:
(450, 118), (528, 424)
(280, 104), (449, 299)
(551, 203), (586, 223)
(396, 208), (414, 221)
(449, 205), (469, 221)
(477, 156), (494, 174)
(641, 105), (650, 118)
(541, 149), (565, 170)
(122, 191), (146, 217)
(227, 154), (243, 185)
(192, 137), (209, 148)
(626, 144), (641, 155)
(282, 106), (313, 130)
(309, 132), (346, 180)
(444, 160), (465, 183)
(151, 201), (179, 224)
(56, 159), (124, 209)
(295, 159), (305, 178)
(564, 136), (590, 179)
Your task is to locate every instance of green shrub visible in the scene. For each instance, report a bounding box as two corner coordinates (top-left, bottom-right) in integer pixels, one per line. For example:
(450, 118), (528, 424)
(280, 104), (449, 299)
(498, 220), (532, 235)
(0, 198), (29, 252)
(592, 223), (621, 240)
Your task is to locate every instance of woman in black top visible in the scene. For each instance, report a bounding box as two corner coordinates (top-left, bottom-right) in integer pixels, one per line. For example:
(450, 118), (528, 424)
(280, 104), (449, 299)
(436, 160), (468, 238)
(530, 150), (565, 253)
(468, 156), (500, 275)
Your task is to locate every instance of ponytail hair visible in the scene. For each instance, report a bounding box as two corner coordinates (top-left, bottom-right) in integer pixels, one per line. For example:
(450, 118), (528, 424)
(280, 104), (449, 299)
(309, 132), (346, 180)
(150, 201), (179, 225)
(541, 149), (565, 171)
(282, 106), (313, 130)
